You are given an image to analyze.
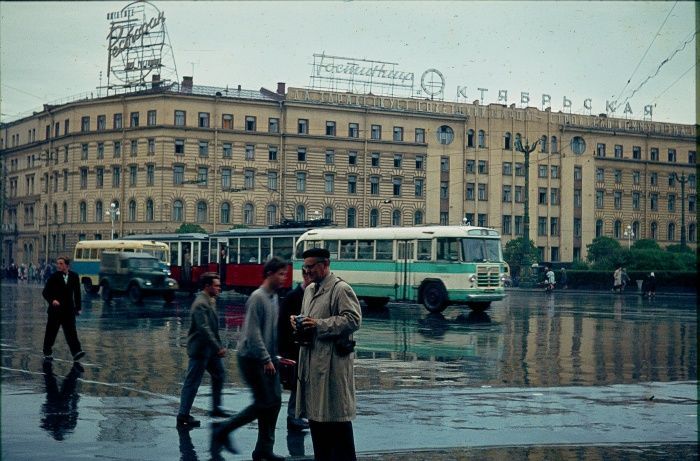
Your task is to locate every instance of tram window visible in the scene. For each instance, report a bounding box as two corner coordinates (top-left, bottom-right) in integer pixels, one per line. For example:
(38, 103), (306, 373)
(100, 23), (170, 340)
(357, 240), (374, 259)
(436, 238), (460, 261)
(295, 241), (305, 259)
(261, 238), (272, 261)
(170, 243), (180, 266)
(192, 242), (200, 265)
(182, 242), (192, 266)
(417, 240), (431, 260)
(324, 240), (339, 260)
(376, 240), (393, 260)
(201, 241), (209, 265)
(227, 238), (239, 264)
(273, 237), (293, 261)
(240, 238), (259, 263)
(340, 240), (356, 259)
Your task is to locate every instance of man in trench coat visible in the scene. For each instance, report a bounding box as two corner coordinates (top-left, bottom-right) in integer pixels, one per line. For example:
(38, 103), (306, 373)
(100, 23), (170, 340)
(293, 247), (362, 461)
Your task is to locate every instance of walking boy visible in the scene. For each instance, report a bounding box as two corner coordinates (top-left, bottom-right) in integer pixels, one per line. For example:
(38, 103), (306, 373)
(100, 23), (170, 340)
(42, 257), (85, 362)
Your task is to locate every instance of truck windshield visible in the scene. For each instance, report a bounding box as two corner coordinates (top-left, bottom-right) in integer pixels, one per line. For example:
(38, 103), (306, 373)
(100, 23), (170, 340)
(128, 258), (160, 270)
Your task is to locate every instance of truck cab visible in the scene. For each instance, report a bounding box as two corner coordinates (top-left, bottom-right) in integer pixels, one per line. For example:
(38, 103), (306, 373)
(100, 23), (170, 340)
(99, 252), (178, 303)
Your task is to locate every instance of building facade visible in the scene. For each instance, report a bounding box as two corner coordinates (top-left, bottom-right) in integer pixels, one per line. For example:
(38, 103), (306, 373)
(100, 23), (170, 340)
(1, 80), (696, 267)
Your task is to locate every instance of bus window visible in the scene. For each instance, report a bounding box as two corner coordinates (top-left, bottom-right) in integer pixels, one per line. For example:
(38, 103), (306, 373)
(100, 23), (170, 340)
(240, 238), (259, 263)
(340, 240), (356, 259)
(376, 240), (393, 260)
(273, 237), (293, 261)
(357, 240), (374, 259)
(437, 238), (460, 261)
(417, 239), (431, 260)
(397, 241), (414, 260)
(261, 237), (272, 261)
(462, 238), (486, 262)
(324, 240), (339, 260)
(484, 239), (501, 262)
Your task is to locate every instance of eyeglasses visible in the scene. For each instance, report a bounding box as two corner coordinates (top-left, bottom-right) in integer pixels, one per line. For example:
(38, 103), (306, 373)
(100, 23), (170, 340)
(302, 261), (322, 271)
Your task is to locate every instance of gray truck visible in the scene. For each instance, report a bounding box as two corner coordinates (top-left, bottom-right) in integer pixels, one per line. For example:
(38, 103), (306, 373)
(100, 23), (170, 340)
(99, 252), (178, 303)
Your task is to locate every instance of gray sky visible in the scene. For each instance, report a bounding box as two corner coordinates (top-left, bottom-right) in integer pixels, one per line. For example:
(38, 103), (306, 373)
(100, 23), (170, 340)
(1, 1), (696, 124)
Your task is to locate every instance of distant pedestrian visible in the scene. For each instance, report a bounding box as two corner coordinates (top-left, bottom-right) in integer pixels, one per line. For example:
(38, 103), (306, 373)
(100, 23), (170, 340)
(613, 267), (623, 292)
(177, 272), (228, 429)
(645, 272), (657, 298)
(544, 267), (556, 293)
(621, 268), (631, 292)
(559, 268), (568, 290)
(211, 257), (288, 460)
(42, 257), (85, 362)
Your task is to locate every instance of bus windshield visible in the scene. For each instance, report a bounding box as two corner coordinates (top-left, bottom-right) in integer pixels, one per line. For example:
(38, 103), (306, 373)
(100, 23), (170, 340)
(461, 238), (502, 262)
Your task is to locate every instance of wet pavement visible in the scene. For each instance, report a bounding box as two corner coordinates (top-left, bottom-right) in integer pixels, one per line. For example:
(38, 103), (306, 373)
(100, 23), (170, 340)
(1, 283), (697, 460)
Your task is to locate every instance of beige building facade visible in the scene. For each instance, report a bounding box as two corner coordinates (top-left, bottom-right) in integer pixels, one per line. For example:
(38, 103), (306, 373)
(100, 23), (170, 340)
(1, 81), (696, 266)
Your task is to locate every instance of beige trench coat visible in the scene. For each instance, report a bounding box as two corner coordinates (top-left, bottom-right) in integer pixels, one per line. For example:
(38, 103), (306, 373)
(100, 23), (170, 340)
(295, 273), (362, 422)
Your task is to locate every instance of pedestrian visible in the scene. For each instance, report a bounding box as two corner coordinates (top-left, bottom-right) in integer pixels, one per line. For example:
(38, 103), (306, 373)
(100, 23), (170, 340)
(278, 269), (312, 432)
(544, 266), (556, 293)
(211, 257), (288, 460)
(293, 247), (362, 461)
(559, 268), (568, 289)
(613, 267), (622, 292)
(42, 256), (85, 362)
(645, 272), (657, 298)
(621, 268), (631, 292)
(177, 272), (228, 429)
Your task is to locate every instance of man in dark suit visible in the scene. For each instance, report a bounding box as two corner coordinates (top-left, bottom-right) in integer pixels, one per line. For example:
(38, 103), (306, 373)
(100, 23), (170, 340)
(42, 256), (85, 362)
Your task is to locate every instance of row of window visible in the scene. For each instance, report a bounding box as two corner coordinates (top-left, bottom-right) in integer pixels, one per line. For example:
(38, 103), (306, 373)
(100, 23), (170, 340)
(594, 219), (697, 243)
(595, 168), (697, 188)
(595, 143), (696, 164)
(595, 190), (697, 212)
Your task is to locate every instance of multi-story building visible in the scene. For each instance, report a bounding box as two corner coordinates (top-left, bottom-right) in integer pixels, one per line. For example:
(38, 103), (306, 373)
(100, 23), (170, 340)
(0, 79), (696, 266)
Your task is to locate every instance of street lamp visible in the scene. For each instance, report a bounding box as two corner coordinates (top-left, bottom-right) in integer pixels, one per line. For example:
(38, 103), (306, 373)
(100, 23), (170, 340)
(105, 202), (120, 240)
(514, 138), (539, 245)
(624, 224), (634, 250)
(672, 172), (688, 249)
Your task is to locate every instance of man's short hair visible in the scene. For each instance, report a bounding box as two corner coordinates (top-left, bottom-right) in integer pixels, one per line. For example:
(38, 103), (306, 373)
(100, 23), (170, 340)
(302, 248), (330, 259)
(200, 272), (220, 288)
(263, 257), (288, 278)
(57, 256), (71, 265)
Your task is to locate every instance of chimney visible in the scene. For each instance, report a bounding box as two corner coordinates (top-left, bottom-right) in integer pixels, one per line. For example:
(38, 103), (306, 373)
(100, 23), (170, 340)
(277, 82), (286, 95)
(151, 74), (161, 88)
(182, 76), (193, 93)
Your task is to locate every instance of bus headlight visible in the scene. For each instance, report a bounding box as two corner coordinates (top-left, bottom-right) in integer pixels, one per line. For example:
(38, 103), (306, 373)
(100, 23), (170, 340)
(469, 275), (476, 283)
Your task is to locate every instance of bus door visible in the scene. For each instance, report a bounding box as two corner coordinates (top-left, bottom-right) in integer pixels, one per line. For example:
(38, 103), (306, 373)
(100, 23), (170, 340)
(395, 240), (414, 302)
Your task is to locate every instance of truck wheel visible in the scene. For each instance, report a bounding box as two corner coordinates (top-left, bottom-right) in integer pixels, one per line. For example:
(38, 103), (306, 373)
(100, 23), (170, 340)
(128, 284), (143, 303)
(422, 282), (448, 313)
(101, 282), (112, 301)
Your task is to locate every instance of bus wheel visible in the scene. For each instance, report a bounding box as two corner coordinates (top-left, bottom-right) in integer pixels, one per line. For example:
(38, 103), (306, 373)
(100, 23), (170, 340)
(469, 302), (491, 312)
(422, 282), (448, 313)
(365, 297), (389, 310)
(101, 282), (112, 301)
(128, 284), (143, 303)
(163, 291), (175, 303)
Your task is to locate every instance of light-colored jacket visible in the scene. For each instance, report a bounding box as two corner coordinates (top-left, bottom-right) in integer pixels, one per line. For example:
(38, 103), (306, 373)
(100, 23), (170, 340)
(296, 273), (361, 422)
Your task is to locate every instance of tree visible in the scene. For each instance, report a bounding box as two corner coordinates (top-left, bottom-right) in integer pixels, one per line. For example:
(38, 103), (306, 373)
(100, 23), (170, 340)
(631, 239), (661, 251)
(503, 238), (538, 278)
(586, 237), (625, 269)
(176, 223), (206, 234)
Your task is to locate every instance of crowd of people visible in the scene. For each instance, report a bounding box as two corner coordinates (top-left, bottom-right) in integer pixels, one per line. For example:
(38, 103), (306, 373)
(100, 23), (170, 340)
(2, 260), (56, 283)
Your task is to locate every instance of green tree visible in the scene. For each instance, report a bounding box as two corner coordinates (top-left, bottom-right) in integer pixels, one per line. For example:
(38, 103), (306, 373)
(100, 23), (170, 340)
(586, 236), (626, 269)
(631, 239), (661, 251)
(503, 238), (538, 278)
(175, 223), (206, 234)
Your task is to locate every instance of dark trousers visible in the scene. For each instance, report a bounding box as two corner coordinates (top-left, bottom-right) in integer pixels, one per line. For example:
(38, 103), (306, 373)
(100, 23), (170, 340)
(309, 420), (356, 461)
(217, 355), (282, 455)
(43, 310), (82, 357)
(178, 354), (225, 416)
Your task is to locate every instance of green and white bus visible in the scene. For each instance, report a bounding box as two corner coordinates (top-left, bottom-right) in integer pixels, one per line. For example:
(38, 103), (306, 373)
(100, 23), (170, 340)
(294, 225), (507, 313)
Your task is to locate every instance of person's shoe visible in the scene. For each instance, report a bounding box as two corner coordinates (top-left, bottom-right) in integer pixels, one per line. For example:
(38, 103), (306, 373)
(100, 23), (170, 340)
(287, 417), (309, 431)
(73, 351), (86, 361)
(211, 422), (239, 454)
(252, 451), (285, 461)
(176, 414), (201, 428)
(43, 354), (53, 362)
(71, 362), (85, 373)
(209, 407), (231, 418)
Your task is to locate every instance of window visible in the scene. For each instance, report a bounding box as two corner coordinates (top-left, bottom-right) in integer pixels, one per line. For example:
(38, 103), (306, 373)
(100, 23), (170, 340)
(173, 164), (184, 185)
(668, 174), (676, 187)
(370, 176), (380, 195)
(540, 135), (548, 153)
(595, 219), (603, 237)
(393, 178), (402, 196)
(244, 169), (255, 189)
(348, 123), (359, 138)
(415, 155), (424, 170)
(147, 110), (156, 126)
(414, 210), (424, 225)
(502, 185), (512, 202)
(80, 168), (88, 189)
(111, 113), (121, 130)
(438, 125), (455, 145)
(614, 169), (622, 183)
(441, 156), (449, 172)
(467, 129), (475, 147)
(650, 221), (658, 239)
(245, 116), (256, 131)
(650, 193), (658, 210)
(349, 151), (358, 165)
(465, 160), (476, 173)
(574, 217), (582, 238)
(369, 209), (379, 227)
(551, 136), (558, 153)
(632, 191), (640, 210)
(574, 188), (582, 208)
(440, 181), (449, 199)
(689, 223), (697, 242)
(551, 247), (560, 262)
(371, 125), (381, 140)
(220, 202), (231, 224)
(596, 190), (604, 208)
(96, 167), (104, 188)
(650, 148), (659, 161)
(415, 178), (424, 197)
(145, 199), (154, 221)
(371, 152), (380, 167)
(393, 154), (403, 168)
(477, 130), (485, 148)
(650, 172), (658, 186)
(325, 149), (335, 164)
(148, 138), (155, 155)
(478, 183), (487, 200)
(466, 183), (475, 200)
(538, 165), (548, 178)
(268, 145), (278, 161)
(81, 116), (90, 132)
(551, 166), (559, 179)
(223, 143), (232, 158)
(614, 144), (623, 158)
(297, 147), (306, 162)
(538, 217), (547, 236)
(325, 173), (335, 193)
(199, 141), (209, 157)
(96, 115), (106, 131)
(440, 212), (449, 225)
(296, 171), (306, 192)
(175, 139), (185, 155)
(268, 118), (279, 133)
(243, 203), (254, 225)
(128, 200), (136, 221)
(668, 149), (676, 162)
(196, 201), (208, 223)
(130, 139), (138, 156)
(504, 132), (512, 150)
(348, 175), (357, 194)
(175, 110), (186, 126)
(667, 222), (675, 241)
(502, 215), (512, 235)
(267, 205), (278, 226)
(197, 166), (208, 186)
(415, 128), (425, 143)
(689, 151), (697, 164)
(574, 166), (582, 181)
(129, 165), (137, 187)
(633, 146), (641, 159)
(114, 141), (121, 157)
(550, 217), (559, 236)
(298, 119), (308, 134)
(515, 216), (523, 236)
(112, 166), (121, 188)
(503, 162), (512, 175)
(97, 142), (104, 159)
(198, 112), (210, 128)
(596, 168), (604, 182)
(221, 168), (232, 189)
(478, 160), (488, 174)
(633, 171), (641, 185)
(667, 194), (675, 212)
(222, 114), (233, 129)
(689, 195), (696, 212)
(81, 143), (89, 160)
(690, 174), (697, 187)
(347, 208), (357, 228)
(325, 121), (336, 136)
(323, 206), (334, 222)
(245, 144), (255, 160)
(538, 187), (547, 205)
(393, 126), (403, 141)
(596, 143), (606, 157)
(614, 191), (622, 209)
(79, 201), (87, 223)
(515, 163), (525, 176)
(392, 210), (402, 226)
(130, 112), (139, 127)
(146, 164), (154, 186)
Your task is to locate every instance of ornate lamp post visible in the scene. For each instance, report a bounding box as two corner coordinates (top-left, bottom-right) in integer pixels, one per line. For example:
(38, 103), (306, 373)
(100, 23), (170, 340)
(515, 138), (539, 244)
(624, 224), (634, 250)
(672, 172), (688, 249)
(105, 202), (120, 240)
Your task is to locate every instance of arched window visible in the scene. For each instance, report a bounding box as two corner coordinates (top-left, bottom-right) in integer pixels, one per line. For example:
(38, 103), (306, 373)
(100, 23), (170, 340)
(79, 201), (87, 223)
(172, 200), (184, 222)
(295, 204), (306, 222)
(146, 199), (154, 222)
(688, 223), (697, 242)
(504, 132), (512, 150)
(667, 222), (675, 241)
(266, 204), (277, 226)
(632, 221), (640, 241)
(467, 129), (475, 147)
(551, 136), (558, 153)
(414, 210), (424, 225)
(477, 130), (486, 148)
(323, 206), (334, 222)
(95, 200), (103, 222)
(347, 207), (356, 228)
(128, 199), (137, 221)
(220, 202), (231, 224)
(437, 125), (454, 145)
(595, 219), (603, 237)
(369, 208), (379, 227)
(243, 203), (254, 225)
(540, 135), (548, 153)
(392, 209), (401, 226)
(515, 133), (522, 149)
(196, 201), (208, 223)
(614, 220), (622, 239)
(62, 202), (68, 223)
(53, 203), (58, 223)
(650, 221), (658, 240)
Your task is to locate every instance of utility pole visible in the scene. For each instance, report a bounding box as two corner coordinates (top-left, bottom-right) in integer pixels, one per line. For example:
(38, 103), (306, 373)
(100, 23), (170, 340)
(673, 172), (688, 249)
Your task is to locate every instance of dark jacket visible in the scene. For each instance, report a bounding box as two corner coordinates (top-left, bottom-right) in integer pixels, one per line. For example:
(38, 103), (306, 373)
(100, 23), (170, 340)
(186, 292), (222, 358)
(278, 283), (305, 360)
(42, 271), (81, 315)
